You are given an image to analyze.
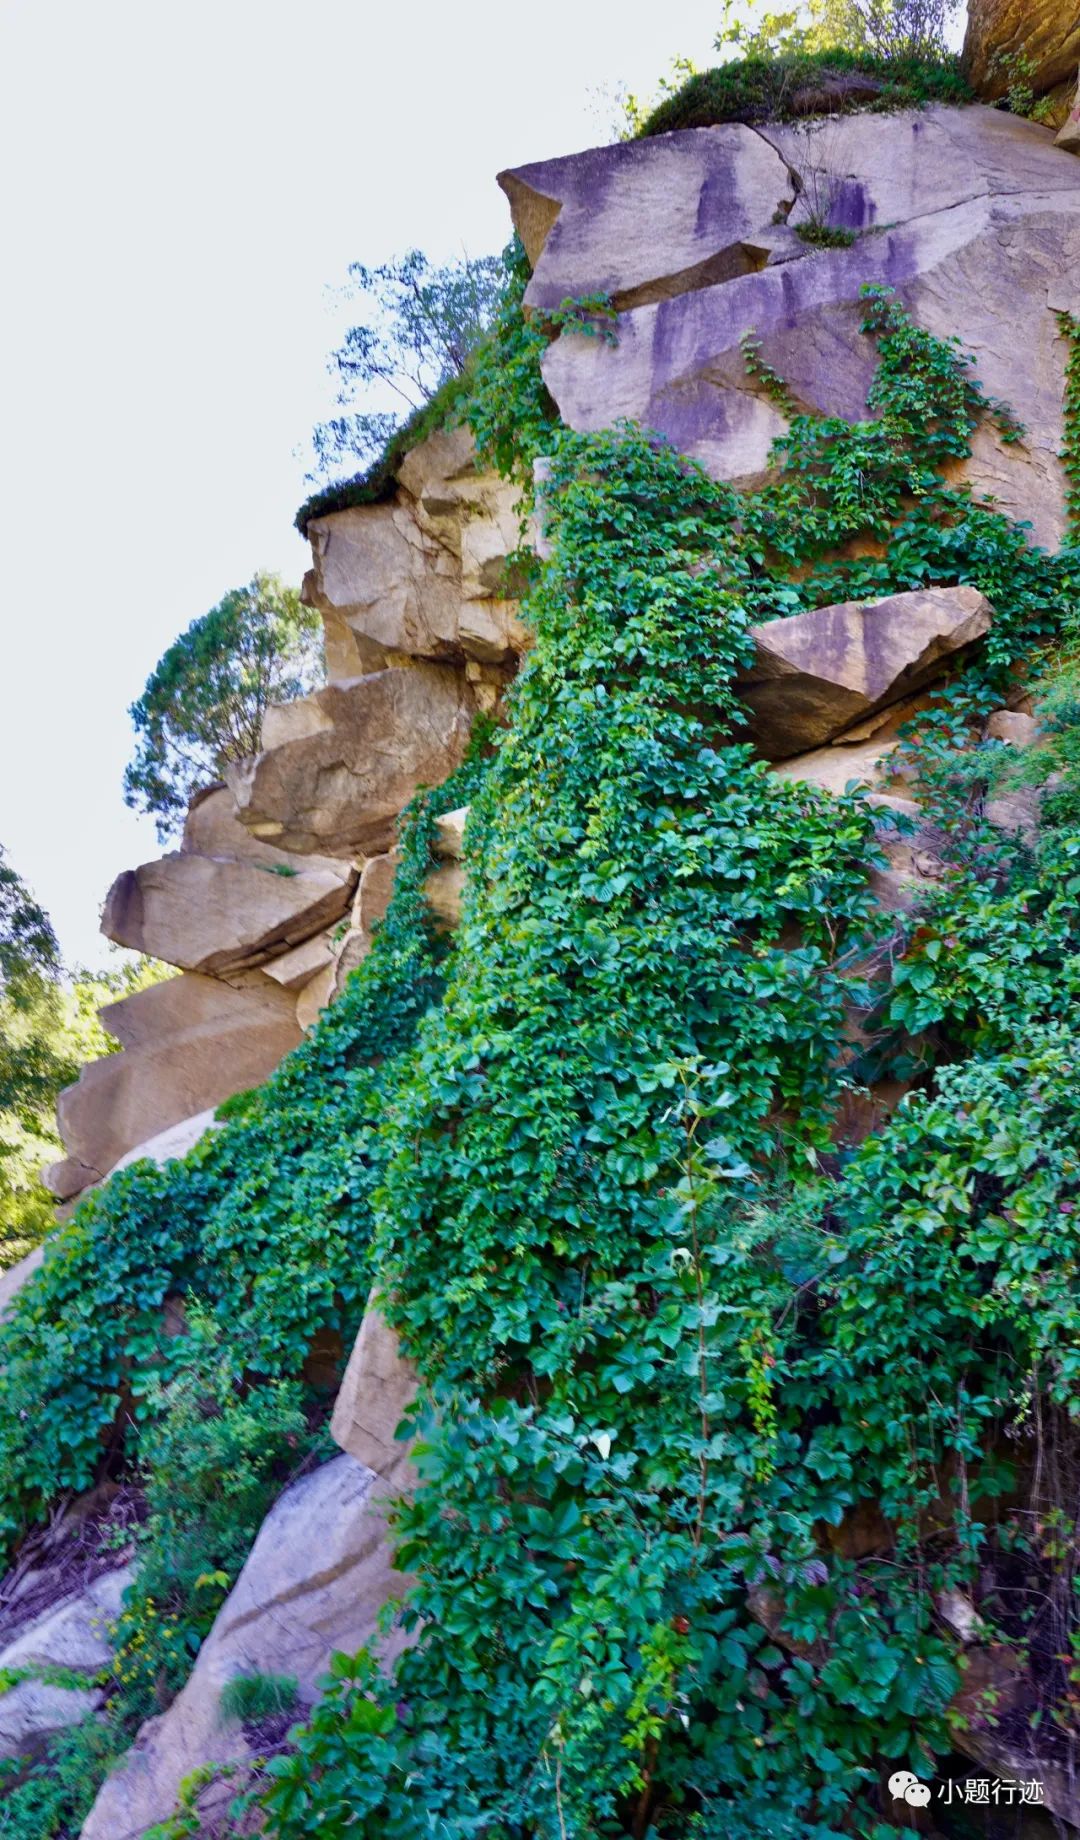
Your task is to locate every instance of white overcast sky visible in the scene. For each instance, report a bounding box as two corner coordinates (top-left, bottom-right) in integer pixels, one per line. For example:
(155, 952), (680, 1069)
(0, 0), (966, 967)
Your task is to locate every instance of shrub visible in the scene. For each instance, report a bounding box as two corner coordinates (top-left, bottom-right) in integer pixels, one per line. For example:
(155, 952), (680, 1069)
(219, 1672), (299, 1730)
(637, 47), (970, 135)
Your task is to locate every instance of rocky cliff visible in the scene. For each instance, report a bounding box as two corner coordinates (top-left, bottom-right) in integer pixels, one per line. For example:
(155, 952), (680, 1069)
(10, 62), (1080, 1840)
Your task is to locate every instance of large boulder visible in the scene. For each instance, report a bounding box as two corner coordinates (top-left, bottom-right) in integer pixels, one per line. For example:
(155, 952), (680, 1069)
(303, 426), (529, 674)
(43, 973), (300, 1196)
(512, 107), (1080, 549)
(80, 1456), (412, 1840)
(100, 853), (355, 976)
(741, 586), (993, 757)
(965, 0), (1080, 123)
(331, 1305), (419, 1488)
(179, 783), (352, 875)
(226, 666), (478, 858)
(0, 1564), (131, 1760)
(498, 125), (797, 314)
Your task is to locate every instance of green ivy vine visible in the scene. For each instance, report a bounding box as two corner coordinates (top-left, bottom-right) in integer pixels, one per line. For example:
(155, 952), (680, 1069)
(254, 285), (1080, 1838)
(4, 242), (1080, 1840)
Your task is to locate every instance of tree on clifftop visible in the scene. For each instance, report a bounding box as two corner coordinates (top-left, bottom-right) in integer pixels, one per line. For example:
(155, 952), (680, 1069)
(310, 248), (504, 479)
(123, 572), (323, 841)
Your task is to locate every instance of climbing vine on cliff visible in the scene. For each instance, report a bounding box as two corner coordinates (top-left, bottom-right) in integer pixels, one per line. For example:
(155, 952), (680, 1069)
(257, 285), (1080, 1837)
(5, 242), (1080, 1836)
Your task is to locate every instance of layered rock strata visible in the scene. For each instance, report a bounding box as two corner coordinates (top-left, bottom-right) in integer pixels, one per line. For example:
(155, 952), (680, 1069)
(45, 434), (528, 1201)
(506, 106), (1080, 549)
(964, 0), (1080, 128)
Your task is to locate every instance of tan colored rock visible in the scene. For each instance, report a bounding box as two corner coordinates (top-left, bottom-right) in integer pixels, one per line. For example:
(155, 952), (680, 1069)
(180, 785), (347, 877)
(771, 730), (904, 798)
(965, 0), (1080, 112)
(226, 667), (477, 859)
(101, 853), (355, 976)
(499, 124), (798, 315)
(987, 708), (1040, 746)
(303, 428), (528, 673)
(304, 498), (462, 662)
(425, 863), (465, 930)
(355, 849), (399, 931)
(107, 1108), (221, 1179)
(1058, 71), (1080, 150)
(45, 974), (300, 1195)
(80, 1456), (413, 1840)
(331, 1306), (419, 1487)
(296, 961), (336, 1032)
(262, 930), (338, 992)
(743, 587), (992, 758)
(0, 1564), (131, 1760)
(433, 807), (468, 861)
(535, 107), (1080, 548)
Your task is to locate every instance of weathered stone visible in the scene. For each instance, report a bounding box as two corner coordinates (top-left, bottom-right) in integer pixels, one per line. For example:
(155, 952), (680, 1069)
(534, 107), (1080, 547)
(743, 587), (992, 758)
(433, 806), (468, 861)
(355, 850), (399, 932)
(295, 961), (336, 1032)
(965, 0), (1080, 113)
(425, 863), (465, 930)
(107, 1107), (221, 1178)
(45, 974), (300, 1194)
(261, 930), (338, 992)
(80, 1457), (412, 1840)
(0, 1565), (131, 1760)
(303, 428), (528, 671)
(331, 1306), (419, 1487)
(227, 667), (477, 858)
(986, 708), (1040, 746)
(0, 1245), (45, 1316)
(499, 125), (798, 315)
(1058, 71), (1080, 150)
(101, 853), (355, 976)
(180, 784), (347, 877)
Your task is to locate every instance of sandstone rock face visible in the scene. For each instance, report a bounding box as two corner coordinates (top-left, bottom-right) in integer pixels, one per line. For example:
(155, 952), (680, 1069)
(331, 1305), (419, 1487)
(965, 0), (1080, 120)
(498, 126), (797, 314)
(180, 785), (347, 876)
(44, 974), (300, 1194)
(303, 426), (529, 672)
(101, 854), (354, 976)
(80, 1456), (412, 1840)
(0, 1246), (45, 1317)
(107, 1108), (221, 1179)
(1058, 72), (1080, 150)
(742, 586), (993, 757)
(0, 1564), (131, 1759)
(226, 667), (478, 858)
(509, 107), (1080, 548)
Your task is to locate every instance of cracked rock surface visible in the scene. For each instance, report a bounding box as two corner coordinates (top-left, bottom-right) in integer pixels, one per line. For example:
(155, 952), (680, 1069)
(500, 107), (1080, 547)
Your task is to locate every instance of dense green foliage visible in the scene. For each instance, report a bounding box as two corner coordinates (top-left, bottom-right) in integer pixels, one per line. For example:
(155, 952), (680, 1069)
(0, 748), (489, 1836)
(123, 572), (323, 840)
(252, 291), (1079, 1834)
(637, 47), (969, 135)
(5, 213), (1080, 1840)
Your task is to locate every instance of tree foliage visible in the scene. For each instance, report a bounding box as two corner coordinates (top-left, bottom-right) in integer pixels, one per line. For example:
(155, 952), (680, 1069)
(0, 845), (58, 1004)
(310, 249), (505, 480)
(123, 573), (323, 841)
(0, 955), (170, 1268)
